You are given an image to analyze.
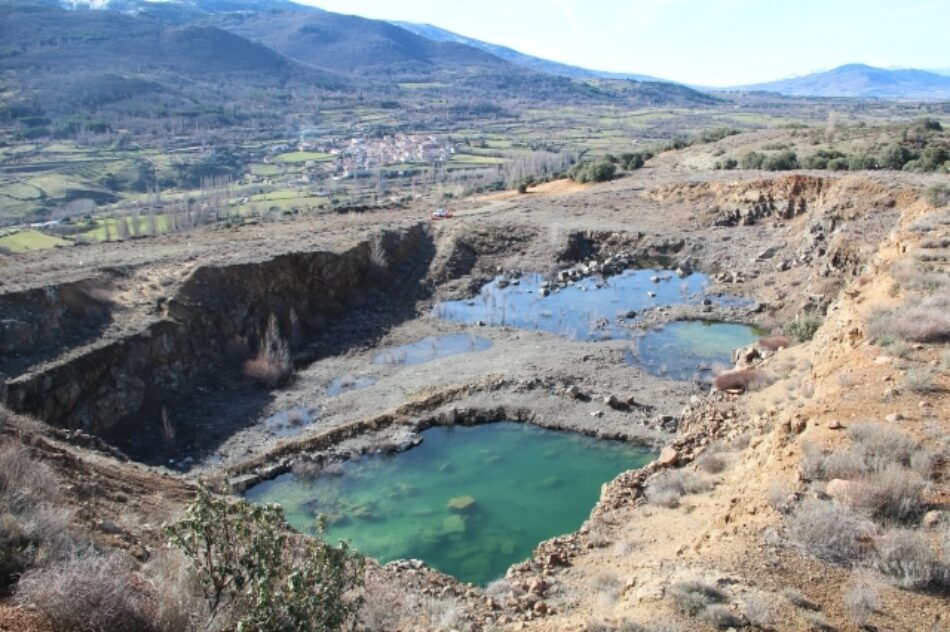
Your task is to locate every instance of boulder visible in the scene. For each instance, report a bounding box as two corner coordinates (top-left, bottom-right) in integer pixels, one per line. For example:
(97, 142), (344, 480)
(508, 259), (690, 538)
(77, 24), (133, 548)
(658, 446), (678, 466)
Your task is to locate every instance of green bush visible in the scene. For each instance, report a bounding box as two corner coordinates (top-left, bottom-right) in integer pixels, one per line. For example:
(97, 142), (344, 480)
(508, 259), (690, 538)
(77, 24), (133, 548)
(569, 160), (616, 183)
(695, 127), (741, 144)
(784, 312), (822, 342)
(848, 153), (878, 170)
(164, 485), (364, 632)
(926, 184), (950, 207)
(741, 151), (766, 169)
(879, 144), (913, 170)
(619, 152), (646, 170)
(763, 150), (799, 171)
(828, 157), (850, 171)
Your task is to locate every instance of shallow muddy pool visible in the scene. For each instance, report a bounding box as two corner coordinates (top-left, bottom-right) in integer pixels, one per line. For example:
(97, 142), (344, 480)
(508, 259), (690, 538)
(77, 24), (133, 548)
(632, 320), (765, 381)
(373, 333), (492, 365)
(434, 269), (749, 341)
(245, 422), (653, 585)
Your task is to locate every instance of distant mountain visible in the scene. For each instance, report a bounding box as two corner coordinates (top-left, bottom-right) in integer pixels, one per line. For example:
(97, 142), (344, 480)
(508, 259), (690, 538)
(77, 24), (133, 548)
(0, 2), (341, 114)
(392, 21), (669, 84)
(10, 0), (718, 109)
(53, 0), (322, 21)
(210, 10), (514, 78)
(207, 10), (716, 105)
(734, 64), (950, 100)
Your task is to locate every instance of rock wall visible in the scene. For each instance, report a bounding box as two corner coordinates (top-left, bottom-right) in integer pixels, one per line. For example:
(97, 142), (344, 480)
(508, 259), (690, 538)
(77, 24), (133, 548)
(4, 224), (432, 443)
(0, 276), (117, 377)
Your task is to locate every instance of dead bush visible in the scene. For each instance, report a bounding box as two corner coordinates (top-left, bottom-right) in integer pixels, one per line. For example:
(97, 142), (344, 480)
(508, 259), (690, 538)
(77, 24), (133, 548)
(874, 529), (944, 590)
(800, 442), (867, 480)
(847, 421), (922, 473)
(243, 314), (294, 387)
(145, 549), (209, 632)
(903, 367), (940, 393)
(741, 594), (774, 628)
(844, 465), (926, 523)
(702, 604), (746, 628)
(668, 580), (728, 617)
(646, 470), (714, 508)
(843, 573), (880, 628)
(788, 499), (877, 565)
(15, 549), (154, 632)
(696, 451), (727, 474)
(758, 334), (791, 351)
(712, 368), (768, 392)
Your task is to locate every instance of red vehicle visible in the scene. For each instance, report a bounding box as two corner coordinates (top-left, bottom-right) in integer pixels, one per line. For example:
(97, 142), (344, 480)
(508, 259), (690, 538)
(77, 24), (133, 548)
(431, 207), (453, 220)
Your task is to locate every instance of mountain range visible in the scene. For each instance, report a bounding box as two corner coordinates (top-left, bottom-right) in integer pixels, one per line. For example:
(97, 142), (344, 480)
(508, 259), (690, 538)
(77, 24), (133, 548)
(733, 64), (950, 99)
(4, 0), (949, 108)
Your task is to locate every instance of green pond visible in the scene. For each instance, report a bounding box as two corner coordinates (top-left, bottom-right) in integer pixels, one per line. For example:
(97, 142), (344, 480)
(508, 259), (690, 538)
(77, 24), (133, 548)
(245, 422), (653, 585)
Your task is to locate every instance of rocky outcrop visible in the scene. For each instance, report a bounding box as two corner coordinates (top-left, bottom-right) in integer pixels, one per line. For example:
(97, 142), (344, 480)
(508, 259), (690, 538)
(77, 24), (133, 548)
(3, 225), (432, 451)
(0, 276), (117, 377)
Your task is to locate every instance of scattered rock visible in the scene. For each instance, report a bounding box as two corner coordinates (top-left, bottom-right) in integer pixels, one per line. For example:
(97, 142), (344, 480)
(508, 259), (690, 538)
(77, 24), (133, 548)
(447, 495), (476, 511)
(885, 412), (904, 423)
(658, 446), (678, 466)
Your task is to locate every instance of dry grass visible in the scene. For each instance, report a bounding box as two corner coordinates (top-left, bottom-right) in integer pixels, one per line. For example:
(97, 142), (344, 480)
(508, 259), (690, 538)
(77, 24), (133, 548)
(843, 464), (927, 523)
(15, 549), (154, 632)
(843, 573), (880, 628)
(0, 442), (77, 593)
(869, 290), (950, 344)
(668, 580), (728, 617)
(243, 314), (294, 387)
(874, 529), (947, 590)
(788, 499), (877, 565)
(696, 451), (727, 474)
(645, 470), (714, 508)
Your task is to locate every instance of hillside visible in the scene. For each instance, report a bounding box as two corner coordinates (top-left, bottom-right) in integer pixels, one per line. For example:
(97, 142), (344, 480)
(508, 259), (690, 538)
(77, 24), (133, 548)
(0, 2), (343, 114)
(392, 21), (669, 83)
(736, 63), (950, 99)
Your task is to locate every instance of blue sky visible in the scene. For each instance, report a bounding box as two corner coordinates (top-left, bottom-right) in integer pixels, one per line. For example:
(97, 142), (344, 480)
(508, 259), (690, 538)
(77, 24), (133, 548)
(301, 0), (949, 86)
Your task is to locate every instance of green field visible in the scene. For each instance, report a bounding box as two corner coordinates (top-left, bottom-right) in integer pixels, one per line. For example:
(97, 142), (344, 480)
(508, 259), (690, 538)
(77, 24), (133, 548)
(0, 229), (71, 253)
(274, 152), (335, 164)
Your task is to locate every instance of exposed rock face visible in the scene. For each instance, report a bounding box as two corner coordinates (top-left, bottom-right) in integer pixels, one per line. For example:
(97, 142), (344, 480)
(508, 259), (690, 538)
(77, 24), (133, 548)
(3, 225), (432, 450)
(0, 277), (116, 376)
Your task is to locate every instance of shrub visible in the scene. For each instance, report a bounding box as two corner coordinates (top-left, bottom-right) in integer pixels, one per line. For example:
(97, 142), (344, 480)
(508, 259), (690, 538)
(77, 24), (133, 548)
(925, 183), (950, 207)
(763, 150), (800, 171)
(874, 529), (942, 589)
(784, 312), (822, 342)
(722, 157), (738, 170)
(668, 580), (727, 617)
(788, 499), (876, 565)
(703, 604), (746, 628)
(843, 573), (880, 628)
(712, 368), (767, 392)
(844, 465), (926, 523)
(741, 151), (766, 169)
(888, 295), (950, 343)
(695, 127), (741, 144)
(15, 550), (153, 632)
(243, 314), (294, 387)
(646, 470), (713, 508)
(619, 152), (647, 170)
(163, 485), (364, 632)
(828, 157), (851, 171)
(879, 143), (913, 170)
(696, 451), (727, 474)
(847, 421), (923, 473)
(569, 160), (616, 183)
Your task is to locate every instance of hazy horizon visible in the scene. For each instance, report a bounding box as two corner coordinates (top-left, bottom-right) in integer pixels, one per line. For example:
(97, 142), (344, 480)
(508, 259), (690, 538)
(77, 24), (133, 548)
(300, 0), (950, 86)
